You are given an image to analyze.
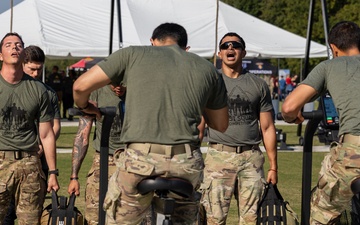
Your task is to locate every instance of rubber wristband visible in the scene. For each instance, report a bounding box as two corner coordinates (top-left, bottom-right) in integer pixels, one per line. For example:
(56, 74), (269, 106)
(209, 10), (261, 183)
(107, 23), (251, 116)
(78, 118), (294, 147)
(48, 169), (59, 176)
(78, 102), (89, 111)
(268, 169), (277, 173)
(281, 113), (297, 123)
(285, 118), (297, 123)
(70, 177), (79, 181)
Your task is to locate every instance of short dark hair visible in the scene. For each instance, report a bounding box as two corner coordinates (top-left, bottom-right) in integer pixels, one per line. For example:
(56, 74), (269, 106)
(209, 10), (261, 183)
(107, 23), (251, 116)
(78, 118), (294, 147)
(219, 32), (246, 50)
(328, 21), (360, 51)
(151, 23), (188, 48)
(0, 32), (25, 52)
(24, 45), (45, 64)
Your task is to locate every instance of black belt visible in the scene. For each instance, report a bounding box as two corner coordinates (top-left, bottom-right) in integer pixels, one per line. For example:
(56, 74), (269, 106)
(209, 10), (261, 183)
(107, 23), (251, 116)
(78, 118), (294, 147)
(210, 143), (258, 153)
(0, 150), (38, 160)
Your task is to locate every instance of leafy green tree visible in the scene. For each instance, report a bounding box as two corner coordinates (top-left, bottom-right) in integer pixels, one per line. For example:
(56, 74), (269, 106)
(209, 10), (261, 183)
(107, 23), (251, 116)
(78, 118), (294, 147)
(328, 1), (360, 26)
(222, 0), (262, 17)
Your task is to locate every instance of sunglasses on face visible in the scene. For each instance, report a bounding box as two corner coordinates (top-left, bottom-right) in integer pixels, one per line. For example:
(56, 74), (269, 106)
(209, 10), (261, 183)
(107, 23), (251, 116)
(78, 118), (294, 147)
(219, 41), (244, 50)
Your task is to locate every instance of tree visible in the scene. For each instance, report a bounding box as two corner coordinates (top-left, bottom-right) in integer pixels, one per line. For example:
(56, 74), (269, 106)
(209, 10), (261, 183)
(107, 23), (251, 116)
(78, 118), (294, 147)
(222, 0), (262, 17)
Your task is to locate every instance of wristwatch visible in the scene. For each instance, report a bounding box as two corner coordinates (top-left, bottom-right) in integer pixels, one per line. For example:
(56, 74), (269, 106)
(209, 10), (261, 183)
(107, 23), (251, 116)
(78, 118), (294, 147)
(78, 102), (90, 111)
(48, 169), (59, 176)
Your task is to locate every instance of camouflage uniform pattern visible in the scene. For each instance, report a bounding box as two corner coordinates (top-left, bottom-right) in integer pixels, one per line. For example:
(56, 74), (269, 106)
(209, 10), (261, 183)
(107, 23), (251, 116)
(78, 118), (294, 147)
(0, 153), (46, 225)
(200, 147), (266, 225)
(84, 152), (118, 225)
(103, 145), (204, 225)
(310, 142), (360, 225)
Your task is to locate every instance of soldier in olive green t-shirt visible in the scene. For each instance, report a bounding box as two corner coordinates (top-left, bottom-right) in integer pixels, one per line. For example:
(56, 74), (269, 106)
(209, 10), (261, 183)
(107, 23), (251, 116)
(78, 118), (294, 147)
(72, 23), (229, 224)
(282, 21), (360, 225)
(200, 32), (278, 225)
(3, 44), (62, 225)
(0, 33), (59, 225)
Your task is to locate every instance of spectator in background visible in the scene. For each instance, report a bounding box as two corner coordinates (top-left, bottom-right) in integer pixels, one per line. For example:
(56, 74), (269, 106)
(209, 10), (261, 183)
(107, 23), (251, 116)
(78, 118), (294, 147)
(62, 70), (76, 120)
(270, 75), (279, 99)
(291, 74), (298, 88)
(273, 75), (279, 99)
(285, 74), (293, 96)
(278, 75), (286, 101)
(269, 75), (275, 99)
(47, 65), (64, 117)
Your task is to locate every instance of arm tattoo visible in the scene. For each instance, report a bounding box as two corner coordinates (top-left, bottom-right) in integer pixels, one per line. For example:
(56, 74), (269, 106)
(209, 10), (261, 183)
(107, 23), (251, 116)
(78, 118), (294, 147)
(71, 116), (94, 177)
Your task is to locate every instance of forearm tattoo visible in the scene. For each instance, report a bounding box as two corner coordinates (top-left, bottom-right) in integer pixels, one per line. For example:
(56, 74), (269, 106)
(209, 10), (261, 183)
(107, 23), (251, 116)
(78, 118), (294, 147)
(71, 116), (94, 177)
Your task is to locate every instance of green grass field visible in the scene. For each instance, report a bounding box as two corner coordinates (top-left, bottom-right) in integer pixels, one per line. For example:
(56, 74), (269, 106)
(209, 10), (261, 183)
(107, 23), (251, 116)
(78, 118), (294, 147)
(46, 123), (328, 224)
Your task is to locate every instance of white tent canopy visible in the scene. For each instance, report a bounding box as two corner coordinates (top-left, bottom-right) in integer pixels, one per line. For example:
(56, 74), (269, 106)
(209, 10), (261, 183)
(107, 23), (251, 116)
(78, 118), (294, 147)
(0, 0), (328, 59)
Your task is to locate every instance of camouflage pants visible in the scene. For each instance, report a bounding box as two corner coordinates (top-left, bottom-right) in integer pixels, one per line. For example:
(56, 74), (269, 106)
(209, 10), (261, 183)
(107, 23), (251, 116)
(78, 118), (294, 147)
(85, 152), (118, 225)
(310, 142), (360, 225)
(103, 144), (204, 225)
(0, 153), (46, 225)
(200, 147), (266, 225)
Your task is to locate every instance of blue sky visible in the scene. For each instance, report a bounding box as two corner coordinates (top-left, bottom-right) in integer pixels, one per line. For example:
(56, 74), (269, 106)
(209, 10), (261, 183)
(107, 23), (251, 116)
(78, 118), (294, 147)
(0, 0), (24, 14)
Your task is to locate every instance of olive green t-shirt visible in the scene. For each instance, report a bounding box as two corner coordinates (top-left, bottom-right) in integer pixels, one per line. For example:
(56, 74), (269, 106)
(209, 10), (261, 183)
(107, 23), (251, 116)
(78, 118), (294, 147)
(98, 45), (227, 146)
(301, 55), (360, 136)
(90, 85), (125, 154)
(209, 72), (273, 145)
(0, 74), (53, 151)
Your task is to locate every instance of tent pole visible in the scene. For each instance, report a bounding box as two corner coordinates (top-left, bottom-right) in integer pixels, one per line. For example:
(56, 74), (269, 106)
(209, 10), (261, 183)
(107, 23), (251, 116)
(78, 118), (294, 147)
(300, 58), (303, 81)
(303, 0), (315, 81)
(277, 58), (280, 77)
(213, 0), (219, 67)
(300, 1), (315, 225)
(116, 0), (123, 48)
(10, 0), (13, 32)
(321, 0), (330, 59)
(109, 0), (115, 55)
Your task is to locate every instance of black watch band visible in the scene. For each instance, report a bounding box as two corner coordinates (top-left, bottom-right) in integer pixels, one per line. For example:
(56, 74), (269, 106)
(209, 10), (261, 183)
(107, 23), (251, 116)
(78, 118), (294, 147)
(48, 169), (59, 176)
(78, 102), (90, 111)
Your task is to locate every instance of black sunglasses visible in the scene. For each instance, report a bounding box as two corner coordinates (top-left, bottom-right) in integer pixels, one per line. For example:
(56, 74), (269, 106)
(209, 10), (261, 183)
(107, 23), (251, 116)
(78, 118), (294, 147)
(219, 41), (244, 50)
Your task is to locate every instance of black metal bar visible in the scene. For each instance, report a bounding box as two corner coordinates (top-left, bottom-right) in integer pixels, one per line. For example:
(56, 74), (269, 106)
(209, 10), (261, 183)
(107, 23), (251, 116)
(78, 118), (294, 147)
(297, 0), (316, 138)
(300, 1), (316, 223)
(109, 0), (115, 55)
(116, 0), (123, 48)
(296, 121), (303, 137)
(301, 111), (322, 225)
(98, 107), (116, 225)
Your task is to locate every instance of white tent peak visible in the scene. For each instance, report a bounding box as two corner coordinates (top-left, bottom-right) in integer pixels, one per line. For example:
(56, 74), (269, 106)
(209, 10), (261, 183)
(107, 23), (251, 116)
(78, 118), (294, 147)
(0, 0), (328, 59)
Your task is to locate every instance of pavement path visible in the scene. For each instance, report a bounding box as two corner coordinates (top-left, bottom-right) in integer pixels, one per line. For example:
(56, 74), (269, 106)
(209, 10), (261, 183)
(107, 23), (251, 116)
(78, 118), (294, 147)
(58, 118), (329, 153)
